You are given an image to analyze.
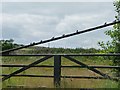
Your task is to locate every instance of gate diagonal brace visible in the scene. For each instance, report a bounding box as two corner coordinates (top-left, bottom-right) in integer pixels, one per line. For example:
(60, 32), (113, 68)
(2, 55), (53, 82)
(63, 56), (113, 80)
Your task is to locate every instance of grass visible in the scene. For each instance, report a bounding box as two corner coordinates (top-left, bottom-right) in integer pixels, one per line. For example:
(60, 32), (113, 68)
(1, 56), (119, 88)
(2, 77), (118, 88)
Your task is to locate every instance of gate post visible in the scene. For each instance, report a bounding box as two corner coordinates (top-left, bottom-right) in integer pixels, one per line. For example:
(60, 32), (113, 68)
(54, 55), (61, 87)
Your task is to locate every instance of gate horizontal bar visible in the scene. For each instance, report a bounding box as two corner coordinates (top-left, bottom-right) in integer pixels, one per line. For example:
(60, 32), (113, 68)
(2, 53), (120, 56)
(1, 65), (120, 69)
(1, 74), (119, 80)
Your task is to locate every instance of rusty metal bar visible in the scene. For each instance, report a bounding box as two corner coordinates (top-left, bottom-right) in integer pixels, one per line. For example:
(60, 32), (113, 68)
(1, 20), (120, 55)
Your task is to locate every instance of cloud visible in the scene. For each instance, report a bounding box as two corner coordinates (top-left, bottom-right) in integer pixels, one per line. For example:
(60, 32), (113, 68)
(2, 2), (115, 48)
(2, 12), (113, 48)
(2, 13), (60, 43)
(55, 14), (106, 34)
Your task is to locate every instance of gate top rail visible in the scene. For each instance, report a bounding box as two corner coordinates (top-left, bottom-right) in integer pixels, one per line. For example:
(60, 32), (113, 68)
(1, 20), (120, 55)
(2, 53), (120, 56)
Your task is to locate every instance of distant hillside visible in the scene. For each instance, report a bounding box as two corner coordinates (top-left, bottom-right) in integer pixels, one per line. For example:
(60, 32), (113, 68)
(16, 46), (100, 54)
(1, 39), (101, 54)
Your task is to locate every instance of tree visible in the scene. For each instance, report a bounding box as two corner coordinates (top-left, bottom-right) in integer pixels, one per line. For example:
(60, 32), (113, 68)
(0, 39), (20, 51)
(98, 0), (120, 87)
(99, 0), (120, 70)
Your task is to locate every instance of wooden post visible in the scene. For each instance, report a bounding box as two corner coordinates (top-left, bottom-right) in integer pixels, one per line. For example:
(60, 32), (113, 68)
(54, 55), (61, 87)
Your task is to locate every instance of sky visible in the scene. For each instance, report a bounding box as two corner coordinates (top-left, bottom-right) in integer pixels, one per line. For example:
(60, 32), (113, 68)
(1, 1), (117, 49)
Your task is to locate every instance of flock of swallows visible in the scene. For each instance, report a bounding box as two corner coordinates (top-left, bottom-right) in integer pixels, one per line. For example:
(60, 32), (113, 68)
(1, 20), (120, 54)
(30, 20), (118, 46)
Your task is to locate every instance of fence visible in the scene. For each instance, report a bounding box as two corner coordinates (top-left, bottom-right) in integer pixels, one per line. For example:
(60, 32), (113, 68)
(1, 54), (120, 87)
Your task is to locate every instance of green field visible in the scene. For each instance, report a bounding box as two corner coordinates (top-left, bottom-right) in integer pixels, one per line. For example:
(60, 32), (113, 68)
(1, 56), (119, 88)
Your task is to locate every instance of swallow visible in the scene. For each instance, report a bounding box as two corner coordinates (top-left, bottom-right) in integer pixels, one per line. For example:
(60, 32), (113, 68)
(104, 22), (107, 25)
(52, 37), (54, 39)
(62, 34), (65, 37)
(76, 30), (79, 33)
(40, 40), (42, 43)
(113, 20), (116, 22)
(33, 42), (35, 44)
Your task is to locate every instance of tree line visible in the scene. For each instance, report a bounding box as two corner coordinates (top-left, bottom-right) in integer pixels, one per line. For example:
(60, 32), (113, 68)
(0, 39), (100, 54)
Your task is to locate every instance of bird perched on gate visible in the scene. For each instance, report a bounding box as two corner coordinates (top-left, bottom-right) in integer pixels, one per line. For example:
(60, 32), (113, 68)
(51, 37), (54, 40)
(40, 40), (42, 43)
(76, 30), (79, 33)
(104, 22), (107, 25)
(62, 34), (65, 37)
(32, 42), (35, 45)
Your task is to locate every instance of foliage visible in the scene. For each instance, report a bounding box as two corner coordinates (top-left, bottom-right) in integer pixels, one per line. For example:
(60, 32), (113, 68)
(0, 39), (22, 51)
(18, 46), (100, 54)
(98, 0), (120, 77)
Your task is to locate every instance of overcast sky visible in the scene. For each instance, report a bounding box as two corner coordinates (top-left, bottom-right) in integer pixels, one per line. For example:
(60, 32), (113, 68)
(1, 2), (116, 48)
